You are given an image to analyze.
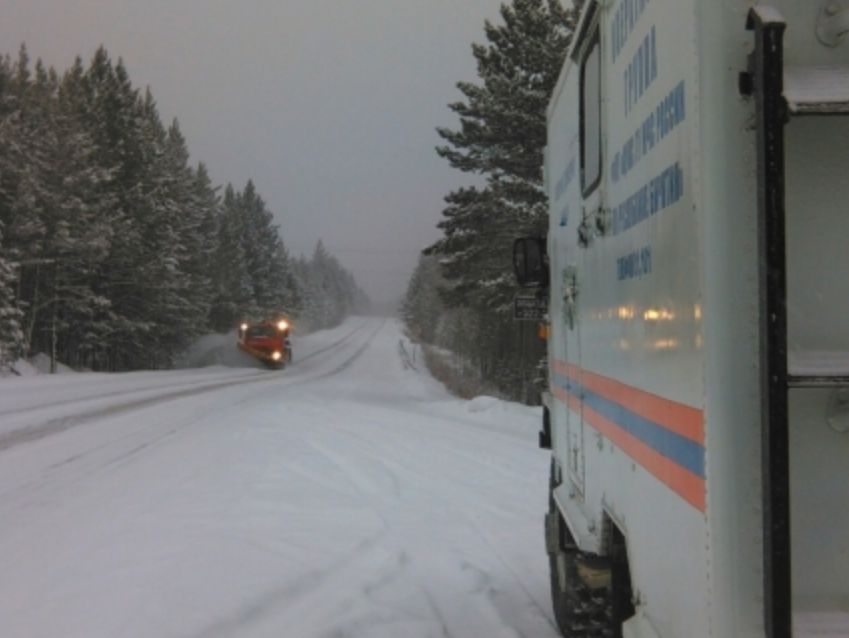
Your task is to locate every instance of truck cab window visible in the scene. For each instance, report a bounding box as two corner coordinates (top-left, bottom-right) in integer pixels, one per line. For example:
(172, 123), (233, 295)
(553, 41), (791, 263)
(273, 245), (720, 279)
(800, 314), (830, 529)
(580, 32), (602, 196)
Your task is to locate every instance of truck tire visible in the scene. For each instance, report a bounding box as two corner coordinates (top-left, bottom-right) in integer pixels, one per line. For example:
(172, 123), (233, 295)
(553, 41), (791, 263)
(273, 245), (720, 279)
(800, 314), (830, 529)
(548, 465), (616, 638)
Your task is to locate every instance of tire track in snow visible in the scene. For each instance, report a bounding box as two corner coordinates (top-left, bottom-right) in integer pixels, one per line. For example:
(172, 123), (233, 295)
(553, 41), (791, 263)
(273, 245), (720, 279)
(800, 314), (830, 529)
(0, 321), (383, 504)
(0, 375), (245, 420)
(300, 436), (400, 531)
(301, 419), (556, 632)
(0, 375), (266, 453)
(0, 320), (376, 454)
(282, 317), (387, 386)
(292, 317), (370, 364)
(183, 533), (394, 638)
(273, 402), (550, 638)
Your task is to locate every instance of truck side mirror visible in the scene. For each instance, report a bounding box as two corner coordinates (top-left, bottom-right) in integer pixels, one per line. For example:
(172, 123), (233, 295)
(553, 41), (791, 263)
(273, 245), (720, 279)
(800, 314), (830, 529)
(513, 237), (549, 288)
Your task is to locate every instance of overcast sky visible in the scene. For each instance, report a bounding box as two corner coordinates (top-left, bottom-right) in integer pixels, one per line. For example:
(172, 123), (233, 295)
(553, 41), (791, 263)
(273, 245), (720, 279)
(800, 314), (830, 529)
(0, 0), (507, 310)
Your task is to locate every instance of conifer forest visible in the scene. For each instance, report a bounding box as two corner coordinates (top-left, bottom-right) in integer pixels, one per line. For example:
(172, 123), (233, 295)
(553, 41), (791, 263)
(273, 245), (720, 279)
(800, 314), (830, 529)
(0, 46), (368, 372)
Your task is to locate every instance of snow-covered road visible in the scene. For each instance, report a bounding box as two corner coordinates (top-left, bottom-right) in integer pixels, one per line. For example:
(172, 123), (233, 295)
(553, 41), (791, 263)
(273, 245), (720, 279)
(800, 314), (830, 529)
(0, 317), (559, 638)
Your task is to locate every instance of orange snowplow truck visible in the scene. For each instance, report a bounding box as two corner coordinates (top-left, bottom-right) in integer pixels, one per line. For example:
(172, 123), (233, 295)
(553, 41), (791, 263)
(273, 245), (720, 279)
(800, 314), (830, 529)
(237, 319), (292, 369)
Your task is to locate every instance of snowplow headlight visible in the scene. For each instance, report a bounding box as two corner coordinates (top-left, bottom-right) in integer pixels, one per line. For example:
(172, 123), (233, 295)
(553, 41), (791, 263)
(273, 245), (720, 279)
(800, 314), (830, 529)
(278, 320), (289, 331)
(240, 323), (249, 331)
(272, 351), (282, 361)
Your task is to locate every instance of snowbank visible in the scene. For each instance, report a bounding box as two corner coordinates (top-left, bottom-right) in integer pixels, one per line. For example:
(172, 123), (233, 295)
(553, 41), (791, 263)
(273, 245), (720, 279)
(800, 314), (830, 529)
(28, 353), (78, 375)
(1, 354), (78, 378)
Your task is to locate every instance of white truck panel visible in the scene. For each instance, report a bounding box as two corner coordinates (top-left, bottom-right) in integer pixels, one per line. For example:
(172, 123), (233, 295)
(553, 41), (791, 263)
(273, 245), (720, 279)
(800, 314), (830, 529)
(541, 1), (849, 636)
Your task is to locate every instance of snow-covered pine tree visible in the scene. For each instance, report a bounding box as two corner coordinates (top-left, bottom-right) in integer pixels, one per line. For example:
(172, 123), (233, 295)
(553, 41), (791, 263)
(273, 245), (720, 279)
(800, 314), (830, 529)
(128, 109), (217, 367)
(289, 255), (314, 328)
(0, 49), (117, 369)
(51, 55), (119, 370)
(209, 184), (254, 332)
(433, 0), (580, 293)
(291, 240), (369, 331)
(399, 253), (444, 344)
(206, 180), (299, 331)
(424, 186), (517, 312)
(0, 49), (53, 358)
(0, 228), (24, 371)
(75, 50), (154, 370)
(56, 48), (216, 369)
(308, 240), (340, 329)
(266, 238), (300, 319)
(426, 0), (581, 402)
(239, 180), (297, 318)
(184, 161), (221, 321)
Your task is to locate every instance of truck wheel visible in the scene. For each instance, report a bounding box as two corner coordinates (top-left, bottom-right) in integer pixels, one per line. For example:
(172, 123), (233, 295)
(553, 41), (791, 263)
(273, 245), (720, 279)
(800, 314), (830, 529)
(548, 549), (614, 637)
(548, 467), (616, 637)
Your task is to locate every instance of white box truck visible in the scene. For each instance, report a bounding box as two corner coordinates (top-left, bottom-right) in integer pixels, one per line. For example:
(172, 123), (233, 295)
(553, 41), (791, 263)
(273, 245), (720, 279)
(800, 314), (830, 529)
(513, 1), (849, 637)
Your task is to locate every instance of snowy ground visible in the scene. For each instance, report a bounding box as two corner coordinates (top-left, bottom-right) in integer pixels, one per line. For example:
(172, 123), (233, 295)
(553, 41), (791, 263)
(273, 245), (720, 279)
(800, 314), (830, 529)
(0, 317), (559, 638)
